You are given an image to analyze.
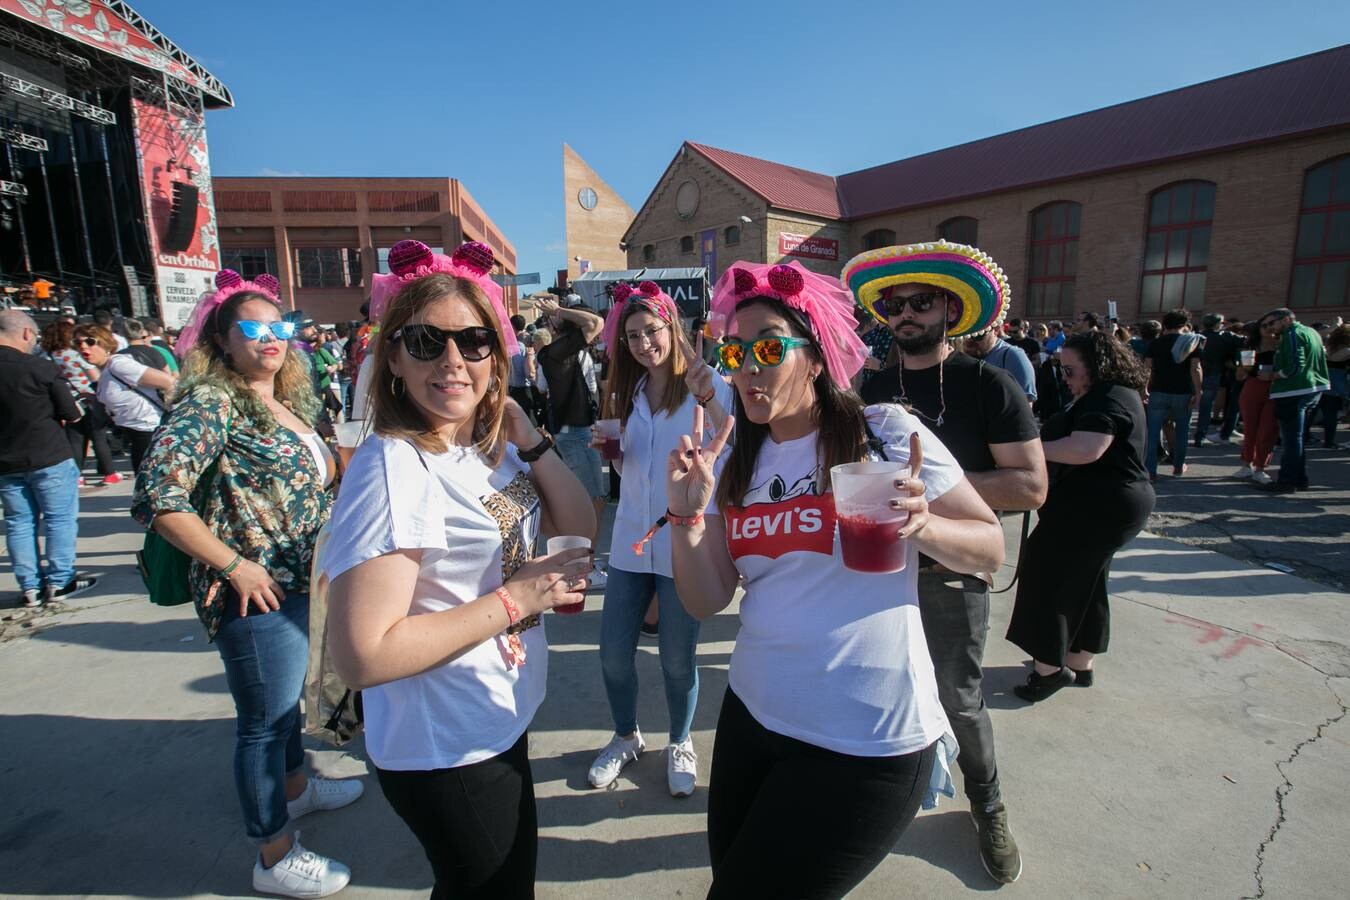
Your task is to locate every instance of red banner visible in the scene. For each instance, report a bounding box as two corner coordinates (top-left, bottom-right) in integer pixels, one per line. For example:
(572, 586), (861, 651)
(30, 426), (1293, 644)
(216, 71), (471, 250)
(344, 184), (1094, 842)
(0, 1), (207, 92)
(778, 232), (839, 261)
(130, 97), (221, 326)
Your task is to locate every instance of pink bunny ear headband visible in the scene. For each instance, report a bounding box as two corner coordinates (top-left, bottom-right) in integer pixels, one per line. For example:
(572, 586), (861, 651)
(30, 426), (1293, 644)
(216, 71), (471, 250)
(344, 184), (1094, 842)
(368, 240), (519, 355)
(601, 281), (679, 360)
(176, 269), (282, 355)
(709, 260), (867, 388)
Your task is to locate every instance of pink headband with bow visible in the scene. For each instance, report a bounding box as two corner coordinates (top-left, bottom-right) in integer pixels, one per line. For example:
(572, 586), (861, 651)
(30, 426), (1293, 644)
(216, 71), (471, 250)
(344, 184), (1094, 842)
(176, 270), (282, 356)
(369, 240), (519, 355)
(709, 260), (867, 388)
(601, 281), (678, 360)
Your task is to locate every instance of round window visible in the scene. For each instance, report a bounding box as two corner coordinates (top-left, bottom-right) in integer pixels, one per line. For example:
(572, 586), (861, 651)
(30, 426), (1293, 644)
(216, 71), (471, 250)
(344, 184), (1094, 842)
(675, 180), (700, 219)
(577, 187), (598, 210)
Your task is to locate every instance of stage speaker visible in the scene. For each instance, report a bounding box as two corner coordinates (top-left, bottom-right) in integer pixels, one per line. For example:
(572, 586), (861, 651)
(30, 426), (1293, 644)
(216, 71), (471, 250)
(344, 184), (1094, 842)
(163, 182), (199, 251)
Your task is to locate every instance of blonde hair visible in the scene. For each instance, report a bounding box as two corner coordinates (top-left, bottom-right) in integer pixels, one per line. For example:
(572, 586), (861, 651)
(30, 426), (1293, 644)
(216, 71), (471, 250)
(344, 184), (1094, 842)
(176, 290), (318, 428)
(73, 324), (118, 355)
(602, 305), (692, 424)
(368, 274), (510, 463)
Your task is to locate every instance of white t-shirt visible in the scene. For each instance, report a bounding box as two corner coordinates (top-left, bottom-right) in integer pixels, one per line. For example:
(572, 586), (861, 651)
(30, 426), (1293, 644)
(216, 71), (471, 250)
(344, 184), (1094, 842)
(609, 374), (734, 577)
(97, 353), (163, 432)
(717, 404), (962, 757)
(350, 355), (375, 421)
(322, 433), (546, 770)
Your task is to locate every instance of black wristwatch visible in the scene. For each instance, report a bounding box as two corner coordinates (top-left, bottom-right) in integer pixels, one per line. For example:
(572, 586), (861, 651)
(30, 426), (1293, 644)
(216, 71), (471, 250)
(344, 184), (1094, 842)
(518, 429), (555, 463)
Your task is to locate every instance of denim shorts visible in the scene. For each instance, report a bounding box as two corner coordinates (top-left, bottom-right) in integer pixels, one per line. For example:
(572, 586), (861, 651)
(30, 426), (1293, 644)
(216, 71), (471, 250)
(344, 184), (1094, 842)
(554, 429), (605, 499)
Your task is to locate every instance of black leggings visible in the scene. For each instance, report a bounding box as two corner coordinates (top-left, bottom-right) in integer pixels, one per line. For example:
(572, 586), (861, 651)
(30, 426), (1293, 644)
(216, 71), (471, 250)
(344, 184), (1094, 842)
(67, 400), (115, 476)
(375, 732), (537, 899)
(126, 427), (155, 474)
(707, 689), (936, 900)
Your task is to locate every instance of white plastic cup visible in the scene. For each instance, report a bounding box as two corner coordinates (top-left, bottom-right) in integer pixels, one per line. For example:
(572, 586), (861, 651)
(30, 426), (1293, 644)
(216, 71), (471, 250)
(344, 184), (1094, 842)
(831, 461), (909, 574)
(546, 536), (592, 615)
(1240, 350), (1256, 367)
(334, 420), (369, 449)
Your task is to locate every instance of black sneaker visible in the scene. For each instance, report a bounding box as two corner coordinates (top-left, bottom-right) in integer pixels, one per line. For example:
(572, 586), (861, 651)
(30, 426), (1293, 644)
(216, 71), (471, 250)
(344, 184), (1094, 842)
(45, 574), (98, 603)
(641, 621), (659, 638)
(971, 802), (1022, 883)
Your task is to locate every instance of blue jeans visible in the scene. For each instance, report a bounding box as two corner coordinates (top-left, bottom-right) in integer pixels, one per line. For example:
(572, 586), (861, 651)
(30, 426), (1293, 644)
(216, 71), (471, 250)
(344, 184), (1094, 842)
(1274, 395), (1318, 488)
(1194, 374), (1223, 443)
(1145, 392), (1195, 476)
(0, 458), (80, 592)
(554, 429), (605, 499)
(599, 567), (701, 742)
(214, 590), (310, 844)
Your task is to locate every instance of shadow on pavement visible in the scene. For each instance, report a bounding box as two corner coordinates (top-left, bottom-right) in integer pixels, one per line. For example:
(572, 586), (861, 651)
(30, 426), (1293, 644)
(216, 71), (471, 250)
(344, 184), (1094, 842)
(893, 809), (1002, 892)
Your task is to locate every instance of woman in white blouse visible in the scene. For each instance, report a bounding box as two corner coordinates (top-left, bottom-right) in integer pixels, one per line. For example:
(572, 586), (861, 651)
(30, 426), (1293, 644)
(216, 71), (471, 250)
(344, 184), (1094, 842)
(585, 282), (731, 797)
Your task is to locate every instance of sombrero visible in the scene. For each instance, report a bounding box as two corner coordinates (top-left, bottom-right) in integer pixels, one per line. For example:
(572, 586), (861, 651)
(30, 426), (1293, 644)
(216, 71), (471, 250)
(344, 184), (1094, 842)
(841, 240), (1010, 339)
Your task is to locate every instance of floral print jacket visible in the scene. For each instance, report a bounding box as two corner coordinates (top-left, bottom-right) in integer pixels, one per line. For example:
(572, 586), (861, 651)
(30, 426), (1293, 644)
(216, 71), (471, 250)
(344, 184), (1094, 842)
(131, 384), (332, 639)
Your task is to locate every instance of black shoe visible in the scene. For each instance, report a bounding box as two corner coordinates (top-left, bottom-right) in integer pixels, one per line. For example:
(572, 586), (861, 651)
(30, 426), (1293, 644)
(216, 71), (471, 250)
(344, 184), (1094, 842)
(1257, 482), (1298, 494)
(970, 803), (1023, 884)
(640, 621), (659, 638)
(1070, 667), (1094, 687)
(1013, 667), (1075, 702)
(45, 574), (98, 603)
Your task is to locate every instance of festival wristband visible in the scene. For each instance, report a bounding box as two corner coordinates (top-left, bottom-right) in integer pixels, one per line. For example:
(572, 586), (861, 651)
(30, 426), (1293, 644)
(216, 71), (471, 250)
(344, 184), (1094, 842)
(694, 388), (715, 407)
(218, 554), (243, 579)
(494, 586), (521, 625)
(666, 509), (704, 527)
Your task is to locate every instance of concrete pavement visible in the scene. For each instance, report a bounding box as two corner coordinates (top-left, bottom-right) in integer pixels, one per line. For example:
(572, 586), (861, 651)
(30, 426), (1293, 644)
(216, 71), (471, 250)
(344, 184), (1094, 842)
(2, 479), (1348, 899)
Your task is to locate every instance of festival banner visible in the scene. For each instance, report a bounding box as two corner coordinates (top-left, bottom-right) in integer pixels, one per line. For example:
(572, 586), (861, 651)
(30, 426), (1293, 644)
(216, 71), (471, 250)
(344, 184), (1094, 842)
(778, 232), (840, 262)
(130, 96), (221, 327)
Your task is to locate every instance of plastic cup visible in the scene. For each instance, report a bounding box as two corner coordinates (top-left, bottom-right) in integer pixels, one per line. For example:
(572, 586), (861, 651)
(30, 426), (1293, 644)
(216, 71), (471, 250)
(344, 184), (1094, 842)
(595, 418), (622, 461)
(334, 420), (370, 468)
(1240, 350), (1256, 366)
(830, 461), (909, 574)
(546, 535), (592, 615)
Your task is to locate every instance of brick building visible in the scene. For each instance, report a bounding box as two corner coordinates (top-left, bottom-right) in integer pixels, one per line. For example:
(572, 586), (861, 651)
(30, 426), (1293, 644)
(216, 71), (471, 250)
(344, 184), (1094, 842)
(623, 46), (1350, 325)
(563, 144), (634, 281)
(213, 176), (517, 324)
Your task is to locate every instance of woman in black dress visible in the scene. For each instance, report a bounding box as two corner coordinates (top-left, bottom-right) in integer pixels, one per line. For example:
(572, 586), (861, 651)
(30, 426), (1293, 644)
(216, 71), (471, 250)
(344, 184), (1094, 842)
(1007, 331), (1155, 702)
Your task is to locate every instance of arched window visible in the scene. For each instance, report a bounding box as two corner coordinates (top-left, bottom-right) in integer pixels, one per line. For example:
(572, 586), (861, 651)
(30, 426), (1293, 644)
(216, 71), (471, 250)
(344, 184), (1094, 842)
(938, 216), (978, 245)
(1026, 201), (1081, 317)
(724, 225), (741, 246)
(642, 244), (655, 262)
(1140, 181), (1215, 313)
(862, 229), (896, 251)
(1290, 155), (1350, 308)
(680, 235), (694, 254)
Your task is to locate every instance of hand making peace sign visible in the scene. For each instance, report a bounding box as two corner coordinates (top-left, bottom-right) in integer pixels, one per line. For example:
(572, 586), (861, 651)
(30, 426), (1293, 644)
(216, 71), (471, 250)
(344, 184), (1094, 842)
(667, 399), (735, 518)
(682, 330), (717, 400)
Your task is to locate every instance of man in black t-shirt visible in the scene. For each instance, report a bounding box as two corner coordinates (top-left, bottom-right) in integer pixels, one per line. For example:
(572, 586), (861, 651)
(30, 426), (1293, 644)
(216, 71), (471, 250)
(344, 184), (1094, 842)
(1004, 319), (1043, 367)
(533, 293), (607, 585)
(1194, 313), (1240, 446)
(861, 282), (1046, 885)
(1144, 309), (1203, 478)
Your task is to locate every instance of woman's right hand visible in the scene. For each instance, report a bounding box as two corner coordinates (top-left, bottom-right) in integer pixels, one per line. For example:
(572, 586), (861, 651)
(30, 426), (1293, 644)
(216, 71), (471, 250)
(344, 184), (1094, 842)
(667, 403), (735, 517)
(228, 559), (285, 616)
(503, 547), (592, 617)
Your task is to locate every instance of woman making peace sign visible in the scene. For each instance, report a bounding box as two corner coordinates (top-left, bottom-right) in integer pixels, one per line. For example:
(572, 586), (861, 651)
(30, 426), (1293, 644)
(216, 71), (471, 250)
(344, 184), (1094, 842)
(667, 262), (1003, 899)
(586, 282), (732, 798)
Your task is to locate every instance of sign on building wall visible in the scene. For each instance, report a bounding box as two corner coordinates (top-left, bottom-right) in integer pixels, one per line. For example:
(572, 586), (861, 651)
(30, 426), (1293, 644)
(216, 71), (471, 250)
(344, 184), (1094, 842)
(779, 232), (839, 262)
(131, 97), (221, 327)
(652, 277), (706, 318)
(700, 229), (717, 276)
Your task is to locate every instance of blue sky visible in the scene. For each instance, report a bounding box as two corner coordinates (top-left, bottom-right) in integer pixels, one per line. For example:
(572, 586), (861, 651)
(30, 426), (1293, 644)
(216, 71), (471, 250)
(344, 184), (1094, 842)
(135, 0), (1348, 282)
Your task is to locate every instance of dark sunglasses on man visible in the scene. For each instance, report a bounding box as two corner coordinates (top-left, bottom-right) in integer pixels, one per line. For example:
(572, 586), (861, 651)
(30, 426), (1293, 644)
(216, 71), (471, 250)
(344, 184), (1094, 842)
(873, 290), (948, 318)
(392, 324), (498, 361)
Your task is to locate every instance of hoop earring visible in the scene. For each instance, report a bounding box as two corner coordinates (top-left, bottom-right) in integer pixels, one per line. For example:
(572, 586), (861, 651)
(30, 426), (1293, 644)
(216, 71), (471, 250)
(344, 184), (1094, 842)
(390, 375), (405, 398)
(487, 375), (499, 395)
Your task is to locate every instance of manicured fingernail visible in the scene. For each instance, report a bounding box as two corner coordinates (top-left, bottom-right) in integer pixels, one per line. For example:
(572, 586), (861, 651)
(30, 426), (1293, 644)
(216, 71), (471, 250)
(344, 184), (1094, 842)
(894, 478), (907, 488)
(890, 499), (903, 508)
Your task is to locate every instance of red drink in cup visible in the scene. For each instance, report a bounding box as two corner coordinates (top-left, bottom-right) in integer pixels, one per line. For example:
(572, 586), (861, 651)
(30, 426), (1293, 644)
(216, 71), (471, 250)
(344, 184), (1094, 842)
(831, 461), (909, 575)
(546, 535), (591, 615)
(595, 419), (622, 461)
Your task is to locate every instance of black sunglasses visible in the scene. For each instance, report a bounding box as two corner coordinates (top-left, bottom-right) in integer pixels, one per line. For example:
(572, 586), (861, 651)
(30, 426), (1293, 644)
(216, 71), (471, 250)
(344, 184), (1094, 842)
(391, 324), (498, 361)
(874, 291), (947, 317)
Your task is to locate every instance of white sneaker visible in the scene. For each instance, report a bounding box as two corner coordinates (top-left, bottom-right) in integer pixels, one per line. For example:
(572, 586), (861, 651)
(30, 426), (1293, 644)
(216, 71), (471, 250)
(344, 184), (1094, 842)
(252, 832), (350, 898)
(666, 738), (697, 798)
(287, 776), (364, 821)
(588, 730), (644, 788)
(20, 589), (42, 608)
(1232, 465), (1254, 479)
(587, 563), (608, 591)
(1252, 469), (1273, 485)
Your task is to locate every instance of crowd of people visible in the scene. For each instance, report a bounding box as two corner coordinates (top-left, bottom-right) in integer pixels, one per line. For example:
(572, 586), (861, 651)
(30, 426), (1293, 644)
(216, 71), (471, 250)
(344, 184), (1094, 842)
(0, 232), (1345, 899)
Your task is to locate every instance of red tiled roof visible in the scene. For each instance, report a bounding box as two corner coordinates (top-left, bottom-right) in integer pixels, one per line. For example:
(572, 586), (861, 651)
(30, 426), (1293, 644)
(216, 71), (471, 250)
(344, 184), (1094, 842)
(688, 142), (842, 219)
(686, 46), (1350, 223)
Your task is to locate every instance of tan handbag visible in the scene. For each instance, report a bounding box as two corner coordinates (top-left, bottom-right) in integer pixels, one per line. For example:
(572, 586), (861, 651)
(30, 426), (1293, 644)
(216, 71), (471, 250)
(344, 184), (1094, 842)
(303, 523), (363, 745)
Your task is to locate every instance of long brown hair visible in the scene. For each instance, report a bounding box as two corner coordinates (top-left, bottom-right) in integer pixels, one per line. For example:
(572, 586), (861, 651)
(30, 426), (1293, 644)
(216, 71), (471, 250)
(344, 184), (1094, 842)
(368, 273), (510, 463)
(178, 290), (319, 428)
(602, 304), (692, 425)
(715, 296), (870, 510)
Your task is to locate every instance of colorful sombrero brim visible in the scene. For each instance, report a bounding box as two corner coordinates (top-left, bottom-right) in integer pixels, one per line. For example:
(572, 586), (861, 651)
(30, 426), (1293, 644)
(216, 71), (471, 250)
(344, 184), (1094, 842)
(841, 240), (1010, 339)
